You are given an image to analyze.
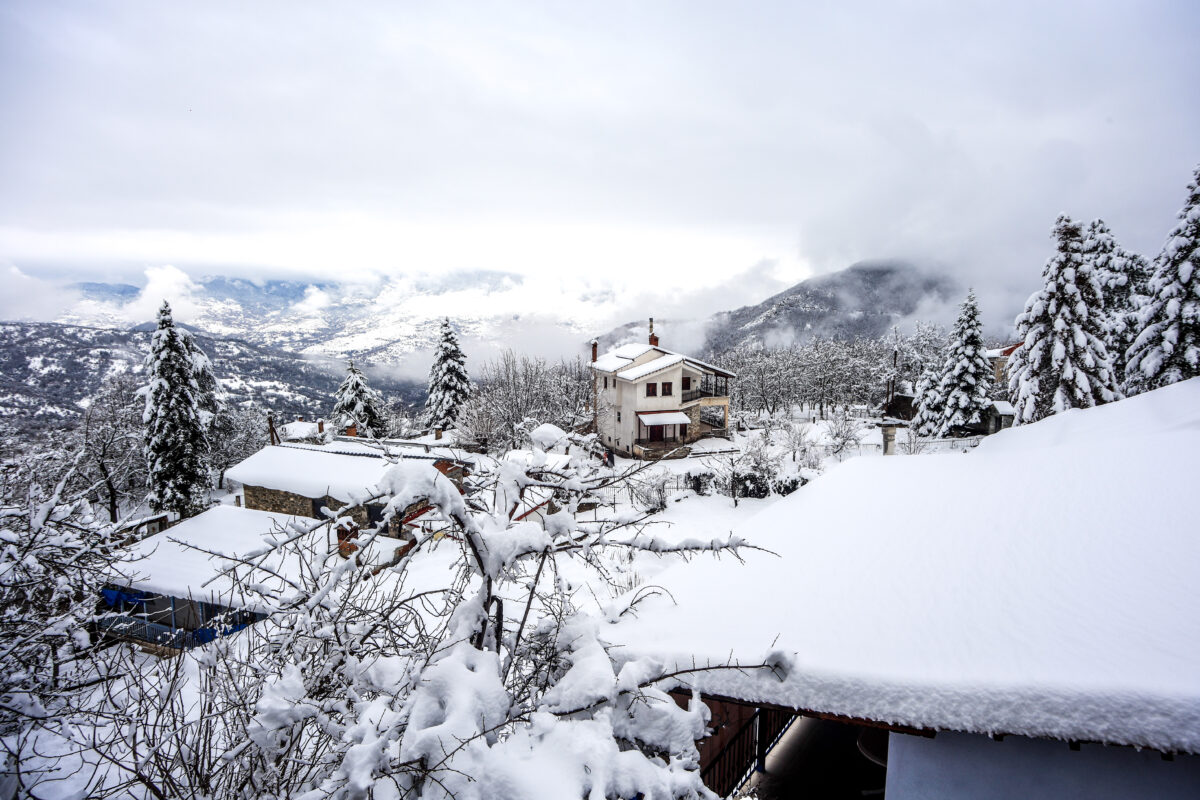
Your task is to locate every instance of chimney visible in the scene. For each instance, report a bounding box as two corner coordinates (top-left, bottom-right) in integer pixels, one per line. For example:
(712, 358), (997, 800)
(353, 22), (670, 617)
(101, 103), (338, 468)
(317, 419), (325, 433)
(591, 339), (598, 362)
(434, 427), (443, 440)
(648, 317), (659, 347)
(346, 422), (358, 437)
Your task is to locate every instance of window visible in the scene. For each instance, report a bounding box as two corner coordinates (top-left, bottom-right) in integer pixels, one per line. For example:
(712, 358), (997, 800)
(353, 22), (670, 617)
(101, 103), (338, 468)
(617, 411), (621, 422)
(682, 377), (691, 391)
(645, 383), (657, 397)
(604, 377), (608, 389)
(662, 381), (673, 396)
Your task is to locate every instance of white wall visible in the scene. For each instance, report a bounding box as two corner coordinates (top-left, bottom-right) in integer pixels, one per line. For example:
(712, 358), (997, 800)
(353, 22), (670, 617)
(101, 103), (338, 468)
(887, 731), (1200, 800)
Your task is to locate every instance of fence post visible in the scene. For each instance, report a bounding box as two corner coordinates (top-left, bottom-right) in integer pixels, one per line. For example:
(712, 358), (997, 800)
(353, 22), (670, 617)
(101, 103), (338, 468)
(755, 710), (768, 773)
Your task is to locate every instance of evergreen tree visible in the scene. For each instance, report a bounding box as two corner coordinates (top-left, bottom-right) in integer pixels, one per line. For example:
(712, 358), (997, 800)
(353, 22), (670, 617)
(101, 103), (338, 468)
(141, 301), (210, 518)
(185, 332), (223, 431)
(183, 329), (234, 472)
(932, 289), (993, 436)
(331, 360), (385, 436)
(1081, 219), (1151, 386)
(910, 363), (944, 438)
(1008, 216), (1120, 424)
(425, 318), (471, 430)
(1126, 166), (1200, 393)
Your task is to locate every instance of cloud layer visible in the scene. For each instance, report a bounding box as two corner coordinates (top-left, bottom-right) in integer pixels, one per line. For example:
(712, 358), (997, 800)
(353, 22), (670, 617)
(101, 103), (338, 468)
(1, 1), (1197, 333)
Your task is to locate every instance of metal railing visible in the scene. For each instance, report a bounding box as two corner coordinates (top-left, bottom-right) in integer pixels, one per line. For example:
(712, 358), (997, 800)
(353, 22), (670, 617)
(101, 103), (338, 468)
(701, 707), (795, 798)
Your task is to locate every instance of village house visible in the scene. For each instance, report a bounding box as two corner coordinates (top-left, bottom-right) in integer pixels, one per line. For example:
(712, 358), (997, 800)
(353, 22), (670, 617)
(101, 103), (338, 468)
(986, 342), (1022, 384)
(591, 320), (735, 458)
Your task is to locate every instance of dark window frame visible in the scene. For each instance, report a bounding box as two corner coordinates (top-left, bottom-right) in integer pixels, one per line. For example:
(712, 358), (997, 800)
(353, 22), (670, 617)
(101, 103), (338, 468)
(682, 376), (691, 391)
(662, 381), (673, 396)
(645, 383), (657, 397)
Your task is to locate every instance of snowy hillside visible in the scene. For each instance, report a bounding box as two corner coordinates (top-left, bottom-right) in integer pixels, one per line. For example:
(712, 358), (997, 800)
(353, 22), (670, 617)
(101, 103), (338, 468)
(53, 262), (959, 364)
(0, 322), (422, 432)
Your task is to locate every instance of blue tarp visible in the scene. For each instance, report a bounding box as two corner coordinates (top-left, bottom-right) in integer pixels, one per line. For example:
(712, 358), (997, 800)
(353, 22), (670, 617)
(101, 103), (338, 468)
(101, 587), (148, 607)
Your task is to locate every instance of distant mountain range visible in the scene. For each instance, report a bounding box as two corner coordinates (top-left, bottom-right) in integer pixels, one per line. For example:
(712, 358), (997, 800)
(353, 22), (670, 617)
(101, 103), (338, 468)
(600, 260), (960, 355)
(63, 271), (586, 362)
(0, 322), (422, 434)
(0, 260), (961, 436)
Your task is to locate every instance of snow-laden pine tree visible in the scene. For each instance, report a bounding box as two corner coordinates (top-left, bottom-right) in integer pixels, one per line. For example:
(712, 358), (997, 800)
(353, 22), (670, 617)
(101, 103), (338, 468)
(931, 289), (992, 436)
(331, 360), (386, 436)
(141, 301), (210, 518)
(1008, 216), (1120, 424)
(185, 332), (223, 430)
(425, 317), (470, 430)
(1126, 166), (1200, 394)
(1082, 219), (1151, 387)
(910, 363), (945, 438)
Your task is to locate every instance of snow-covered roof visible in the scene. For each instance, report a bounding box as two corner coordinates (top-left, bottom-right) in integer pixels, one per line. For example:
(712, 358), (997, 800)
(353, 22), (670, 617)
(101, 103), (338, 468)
(592, 343), (736, 379)
(280, 420), (323, 440)
(986, 343), (1022, 359)
(225, 445), (394, 503)
(118, 506), (319, 602)
(608, 378), (1200, 753)
(617, 354), (686, 381)
(316, 437), (474, 466)
(636, 412), (691, 426)
(989, 399), (1016, 415)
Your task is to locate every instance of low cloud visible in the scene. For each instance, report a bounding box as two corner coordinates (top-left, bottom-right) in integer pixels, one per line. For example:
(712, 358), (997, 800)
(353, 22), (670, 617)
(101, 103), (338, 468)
(0, 264), (79, 321)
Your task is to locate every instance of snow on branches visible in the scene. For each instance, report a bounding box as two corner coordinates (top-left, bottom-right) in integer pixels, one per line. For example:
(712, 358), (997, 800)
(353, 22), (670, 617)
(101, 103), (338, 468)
(140, 301), (211, 518)
(912, 290), (991, 437)
(1008, 216), (1120, 424)
(1126, 165), (1200, 393)
(330, 360), (386, 437)
(10, 433), (771, 798)
(425, 318), (470, 432)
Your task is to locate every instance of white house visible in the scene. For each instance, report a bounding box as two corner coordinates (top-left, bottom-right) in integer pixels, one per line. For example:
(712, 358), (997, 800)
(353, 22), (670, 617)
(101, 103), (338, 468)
(591, 320), (735, 458)
(608, 378), (1200, 797)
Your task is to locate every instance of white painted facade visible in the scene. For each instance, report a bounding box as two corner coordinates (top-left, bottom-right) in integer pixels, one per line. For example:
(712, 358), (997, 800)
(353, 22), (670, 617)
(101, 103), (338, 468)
(591, 332), (733, 457)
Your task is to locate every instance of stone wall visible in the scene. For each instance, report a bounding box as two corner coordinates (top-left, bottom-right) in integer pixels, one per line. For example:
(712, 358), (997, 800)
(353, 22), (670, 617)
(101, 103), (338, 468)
(244, 485), (316, 517)
(243, 484), (372, 528)
(683, 404), (703, 442)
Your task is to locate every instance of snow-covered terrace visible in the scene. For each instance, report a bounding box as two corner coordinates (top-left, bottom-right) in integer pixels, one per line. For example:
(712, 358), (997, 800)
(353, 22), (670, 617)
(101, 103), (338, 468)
(607, 378), (1200, 754)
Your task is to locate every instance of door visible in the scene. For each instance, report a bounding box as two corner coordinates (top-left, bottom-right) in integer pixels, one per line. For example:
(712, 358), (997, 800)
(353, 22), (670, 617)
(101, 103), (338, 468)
(649, 425), (664, 442)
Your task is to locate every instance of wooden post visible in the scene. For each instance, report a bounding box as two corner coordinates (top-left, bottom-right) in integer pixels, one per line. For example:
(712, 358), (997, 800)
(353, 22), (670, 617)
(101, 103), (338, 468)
(755, 710), (768, 772)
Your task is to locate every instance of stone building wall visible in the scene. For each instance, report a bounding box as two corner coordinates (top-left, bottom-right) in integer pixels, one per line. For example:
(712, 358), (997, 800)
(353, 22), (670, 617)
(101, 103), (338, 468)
(683, 404), (703, 442)
(243, 485), (315, 517)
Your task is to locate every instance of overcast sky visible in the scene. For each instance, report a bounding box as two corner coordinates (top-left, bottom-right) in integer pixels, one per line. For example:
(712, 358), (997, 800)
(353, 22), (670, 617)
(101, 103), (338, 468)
(1, 0), (1197, 331)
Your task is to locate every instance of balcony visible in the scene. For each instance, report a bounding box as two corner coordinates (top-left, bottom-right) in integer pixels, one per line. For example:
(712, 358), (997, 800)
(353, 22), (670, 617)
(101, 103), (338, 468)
(682, 376), (730, 404)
